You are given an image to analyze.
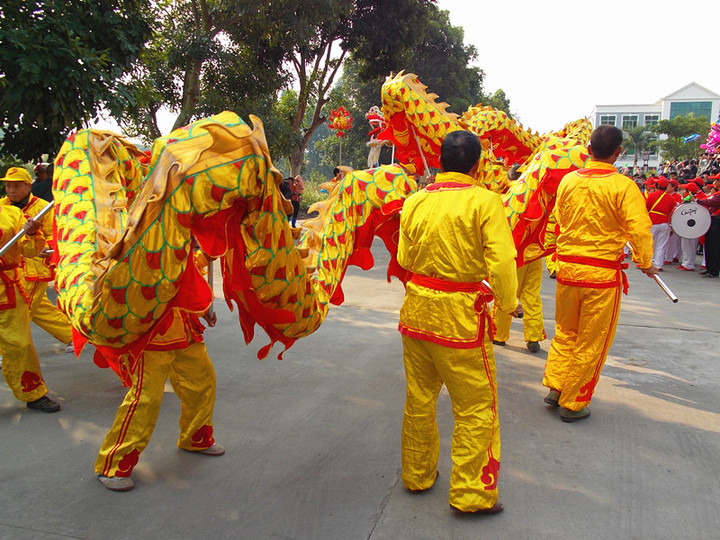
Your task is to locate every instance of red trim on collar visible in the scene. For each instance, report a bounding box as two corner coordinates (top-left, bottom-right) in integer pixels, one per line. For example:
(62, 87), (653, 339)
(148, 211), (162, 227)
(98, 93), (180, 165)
(425, 182), (475, 191)
(576, 168), (614, 176)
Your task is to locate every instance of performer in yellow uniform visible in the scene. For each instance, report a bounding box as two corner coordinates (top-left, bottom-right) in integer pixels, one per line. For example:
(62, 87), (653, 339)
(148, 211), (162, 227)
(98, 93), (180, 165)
(95, 290), (223, 491)
(398, 131), (518, 514)
(492, 163), (547, 353)
(543, 126), (656, 422)
(544, 212), (557, 278)
(0, 191), (61, 412)
(492, 258), (546, 352)
(1, 167), (74, 350)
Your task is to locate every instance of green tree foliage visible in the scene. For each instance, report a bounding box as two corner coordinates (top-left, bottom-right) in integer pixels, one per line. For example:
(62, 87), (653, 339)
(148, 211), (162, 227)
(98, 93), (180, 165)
(117, 0), (455, 176)
(271, 0), (440, 175)
(307, 3), (495, 175)
(651, 114), (711, 161)
(394, 7), (484, 115)
(114, 0), (291, 142)
(485, 89), (512, 117)
(622, 125), (655, 170)
(265, 90), (303, 172)
(0, 0), (153, 160)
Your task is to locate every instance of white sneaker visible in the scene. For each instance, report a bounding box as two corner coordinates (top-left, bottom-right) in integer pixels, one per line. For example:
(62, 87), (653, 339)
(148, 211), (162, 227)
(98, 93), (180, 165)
(200, 443), (225, 456)
(97, 474), (135, 491)
(64, 342), (74, 354)
(183, 443), (226, 456)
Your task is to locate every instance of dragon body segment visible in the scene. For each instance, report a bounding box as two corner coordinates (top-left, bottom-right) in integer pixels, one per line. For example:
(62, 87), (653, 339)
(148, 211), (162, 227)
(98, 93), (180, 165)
(379, 73), (463, 175)
(50, 73), (592, 364)
(298, 165), (416, 296)
(459, 105), (542, 166)
(53, 112), (414, 363)
(54, 112), (283, 358)
(378, 72), (592, 265)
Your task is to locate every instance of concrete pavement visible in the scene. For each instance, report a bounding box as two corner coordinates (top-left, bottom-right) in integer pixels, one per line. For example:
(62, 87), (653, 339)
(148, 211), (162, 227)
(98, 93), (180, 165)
(1, 243), (719, 539)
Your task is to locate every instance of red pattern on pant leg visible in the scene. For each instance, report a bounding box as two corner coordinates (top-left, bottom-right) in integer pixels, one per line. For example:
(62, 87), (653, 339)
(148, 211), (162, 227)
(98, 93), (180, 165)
(478, 323), (500, 491)
(21, 371), (43, 393)
(575, 378), (597, 403)
(190, 425), (215, 448)
(481, 456), (500, 490)
(116, 449), (139, 477)
(101, 358), (145, 476)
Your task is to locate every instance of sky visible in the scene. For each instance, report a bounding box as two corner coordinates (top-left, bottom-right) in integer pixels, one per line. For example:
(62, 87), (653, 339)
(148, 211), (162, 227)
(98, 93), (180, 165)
(436, 0), (720, 134)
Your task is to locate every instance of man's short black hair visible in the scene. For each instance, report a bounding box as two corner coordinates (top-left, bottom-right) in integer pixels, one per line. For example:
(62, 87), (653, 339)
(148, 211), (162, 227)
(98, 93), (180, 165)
(589, 125), (623, 159)
(440, 131), (482, 174)
(333, 167), (340, 176)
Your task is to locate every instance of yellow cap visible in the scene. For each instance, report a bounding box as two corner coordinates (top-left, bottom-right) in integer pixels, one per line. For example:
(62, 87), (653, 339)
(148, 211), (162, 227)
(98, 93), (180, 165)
(1, 167), (33, 184)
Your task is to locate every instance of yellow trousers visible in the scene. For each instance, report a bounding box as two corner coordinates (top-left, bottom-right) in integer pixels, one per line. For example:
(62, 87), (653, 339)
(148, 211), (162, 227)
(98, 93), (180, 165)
(95, 341), (217, 478)
(401, 334), (500, 512)
(493, 259), (546, 343)
(543, 283), (622, 411)
(544, 216), (557, 274)
(0, 284), (48, 403)
(25, 280), (73, 344)
(544, 253), (556, 274)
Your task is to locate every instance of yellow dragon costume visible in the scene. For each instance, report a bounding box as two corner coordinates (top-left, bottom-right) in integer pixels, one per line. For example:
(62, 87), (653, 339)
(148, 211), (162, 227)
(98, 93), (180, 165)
(52, 112), (415, 379)
(49, 74), (593, 374)
(378, 73), (591, 265)
(46, 73), (597, 493)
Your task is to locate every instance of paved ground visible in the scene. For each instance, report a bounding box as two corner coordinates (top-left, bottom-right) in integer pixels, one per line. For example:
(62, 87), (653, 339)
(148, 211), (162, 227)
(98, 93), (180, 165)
(1, 243), (719, 540)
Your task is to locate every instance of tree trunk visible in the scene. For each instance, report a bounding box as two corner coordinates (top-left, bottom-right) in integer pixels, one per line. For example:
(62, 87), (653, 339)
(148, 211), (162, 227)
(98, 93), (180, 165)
(290, 150), (304, 178)
(288, 43), (346, 176)
(290, 106), (332, 176)
(173, 60), (203, 131)
(145, 107), (162, 140)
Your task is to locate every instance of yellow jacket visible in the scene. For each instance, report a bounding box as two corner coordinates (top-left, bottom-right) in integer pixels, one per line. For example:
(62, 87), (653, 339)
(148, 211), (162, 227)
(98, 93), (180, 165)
(0, 195), (54, 281)
(0, 205), (46, 308)
(555, 161), (653, 287)
(398, 171), (518, 347)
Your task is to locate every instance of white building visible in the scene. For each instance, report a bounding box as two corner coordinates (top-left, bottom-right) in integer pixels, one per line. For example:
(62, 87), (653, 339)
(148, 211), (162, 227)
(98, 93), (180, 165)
(591, 82), (720, 169)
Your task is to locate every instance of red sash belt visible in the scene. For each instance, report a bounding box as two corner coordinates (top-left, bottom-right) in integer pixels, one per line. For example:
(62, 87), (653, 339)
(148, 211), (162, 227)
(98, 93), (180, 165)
(0, 264), (20, 309)
(407, 273), (496, 343)
(556, 254), (629, 295)
(410, 273), (486, 293)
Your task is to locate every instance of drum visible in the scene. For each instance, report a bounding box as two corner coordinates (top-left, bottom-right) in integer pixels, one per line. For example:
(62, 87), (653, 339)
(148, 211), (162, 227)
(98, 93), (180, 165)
(670, 202), (711, 239)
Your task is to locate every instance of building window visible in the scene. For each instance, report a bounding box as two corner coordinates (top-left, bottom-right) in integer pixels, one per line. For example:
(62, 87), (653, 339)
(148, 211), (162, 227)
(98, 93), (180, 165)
(599, 115), (616, 126)
(669, 101), (712, 120)
(622, 115), (638, 129)
(644, 114), (659, 126)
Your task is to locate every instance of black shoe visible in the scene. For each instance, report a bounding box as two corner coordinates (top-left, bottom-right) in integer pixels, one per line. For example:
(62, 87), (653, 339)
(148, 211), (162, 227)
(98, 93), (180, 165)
(560, 407), (590, 422)
(701, 273), (718, 278)
(526, 341), (541, 353)
(544, 389), (560, 407)
(492, 340), (506, 346)
(699, 269), (709, 275)
(26, 396), (60, 413)
(549, 271), (556, 279)
(450, 502), (504, 514)
(406, 470), (439, 494)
